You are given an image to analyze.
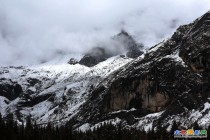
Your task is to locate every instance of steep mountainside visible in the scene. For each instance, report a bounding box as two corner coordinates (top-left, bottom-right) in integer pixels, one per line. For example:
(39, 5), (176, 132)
(70, 11), (210, 130)
(0, 11), (210, 131)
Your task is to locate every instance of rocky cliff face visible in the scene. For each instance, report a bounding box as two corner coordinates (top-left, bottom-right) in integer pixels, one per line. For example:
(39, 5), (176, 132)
(1, 11), (210, 131)
(69, 11), (210, 130)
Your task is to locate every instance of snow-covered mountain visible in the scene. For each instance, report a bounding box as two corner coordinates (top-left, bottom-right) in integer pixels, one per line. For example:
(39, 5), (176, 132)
(0, 54), (134, 125)
(1, 11), (210, 132)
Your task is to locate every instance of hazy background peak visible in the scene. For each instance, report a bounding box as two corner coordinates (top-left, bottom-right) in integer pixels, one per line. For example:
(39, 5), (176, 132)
(0, 0), (210, 66)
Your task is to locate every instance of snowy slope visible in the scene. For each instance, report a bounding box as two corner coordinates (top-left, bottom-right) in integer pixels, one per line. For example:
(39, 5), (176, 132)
(0, 54), (133, 125)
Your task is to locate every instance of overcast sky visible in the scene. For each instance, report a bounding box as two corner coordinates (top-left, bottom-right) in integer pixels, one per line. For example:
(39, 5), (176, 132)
(0, 0), (210, 66)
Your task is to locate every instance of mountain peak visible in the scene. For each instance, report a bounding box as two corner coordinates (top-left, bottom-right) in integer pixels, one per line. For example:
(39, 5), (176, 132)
(117, 29), (130, 37)
(78, 31), (144, 67)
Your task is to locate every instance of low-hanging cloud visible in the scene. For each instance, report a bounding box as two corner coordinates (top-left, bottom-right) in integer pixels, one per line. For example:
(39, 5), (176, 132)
(0, 0), (210, 66)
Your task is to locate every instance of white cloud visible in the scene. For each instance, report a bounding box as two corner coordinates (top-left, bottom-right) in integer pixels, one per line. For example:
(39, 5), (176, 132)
(0, 0), (210, 65)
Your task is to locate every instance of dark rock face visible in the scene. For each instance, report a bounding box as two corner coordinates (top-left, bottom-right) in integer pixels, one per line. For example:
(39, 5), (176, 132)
(0, 83), (23, 100)
(79, 47), (109, 67)
(68, 58), (78, 65)
(19, 93), (52, 107)
(27, 78), (40, 87)
(79, 55), (98, 67)
(68, 11), (210, 128)
(79, 31), (143, 67)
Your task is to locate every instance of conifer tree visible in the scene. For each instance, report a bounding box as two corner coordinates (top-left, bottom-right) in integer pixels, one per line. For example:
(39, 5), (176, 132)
(25, 116), (33, 140)
(170, 121), (178, 138)
(207, 125), (210, 139)
(193, 121), (201, 130)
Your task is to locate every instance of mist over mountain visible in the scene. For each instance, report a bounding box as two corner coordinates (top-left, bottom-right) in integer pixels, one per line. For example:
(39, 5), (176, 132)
(0, 0), (210, 65)
(1, 1), (210, 139)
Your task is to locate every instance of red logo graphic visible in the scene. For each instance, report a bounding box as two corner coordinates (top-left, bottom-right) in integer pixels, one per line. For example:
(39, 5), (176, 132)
(181, 130), (187, 135)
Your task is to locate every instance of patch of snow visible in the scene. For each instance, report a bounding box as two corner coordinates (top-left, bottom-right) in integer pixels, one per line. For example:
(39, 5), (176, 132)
(201, 102), (210, 113)
(90, 118), (122, 131)
(188, 110), (202, 122)
(198, 113), (210, 128)
(78, 123), (91, 132)
(0, 96), (9, 116)
(28, 87), (36, 92)
(109, 108), (136, 114)
(30, 101), (52, 120)
(144, 122), (153, 132)
(132, 111), (164, 132)
(164, 51), (187, 67)
(147, 41), (165, 53)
